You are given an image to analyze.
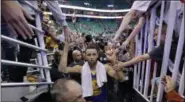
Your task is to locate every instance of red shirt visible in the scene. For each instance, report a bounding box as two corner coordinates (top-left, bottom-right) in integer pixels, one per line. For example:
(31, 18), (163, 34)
(166, 90), (184, 102)
(180, 0), (185, 3)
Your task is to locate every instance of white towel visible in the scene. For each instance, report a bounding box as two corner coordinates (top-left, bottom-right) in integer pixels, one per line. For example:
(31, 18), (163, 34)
(81, 61), (107, 97)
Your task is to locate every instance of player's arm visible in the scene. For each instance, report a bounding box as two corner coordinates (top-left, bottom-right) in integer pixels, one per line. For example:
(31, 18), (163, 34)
(58, 41), (82, 73)
(104, 64), (125, 81)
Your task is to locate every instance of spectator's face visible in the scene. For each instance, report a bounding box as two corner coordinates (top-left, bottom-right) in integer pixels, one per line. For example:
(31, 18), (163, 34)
(75, 52), (82, 61)
(43, 16), (49, 23)
(63, 81), (85, 102)
(73, 51), (82, 61)
(105, 46), (114, 56)
(76, 37), (85, 46)
(85, 49), (98, 65)
(154, 28), (166, 44)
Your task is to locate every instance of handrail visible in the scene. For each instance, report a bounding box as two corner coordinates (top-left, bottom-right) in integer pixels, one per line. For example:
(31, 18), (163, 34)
(29, 24), (44, 33)
(59, 4), (130, 13)
(1, 82), (53, 87)
(47, 52), (55, 56)
(134, 88), (150, 102)
(1, 35), (47, 52)
(43, 12), (123, 19)
(1, 60), (51, 69)
(27, 70), (40, 73)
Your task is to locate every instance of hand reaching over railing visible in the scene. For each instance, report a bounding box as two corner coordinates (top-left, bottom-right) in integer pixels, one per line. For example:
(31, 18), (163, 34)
(2, 0), (34, 40)
(162, 76), (175, 93)
(120, 40), (129, 50)
(162, 76), (184, 102)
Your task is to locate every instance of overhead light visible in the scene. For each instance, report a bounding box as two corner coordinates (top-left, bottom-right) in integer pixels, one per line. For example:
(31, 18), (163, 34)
(108, 4), (114, 7)
(59, 4), (130, 13)
(84, 2), (90, 6)
(43, 12), (123, 19)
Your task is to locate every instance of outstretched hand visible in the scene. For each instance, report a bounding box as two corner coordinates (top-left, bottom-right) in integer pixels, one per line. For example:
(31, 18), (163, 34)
(162, 76), (175, 93)
(120, 40), (129, 50)
(2, 1), (34, 40)
(64, 29), (76, 48)
(64, 26), (73, 40)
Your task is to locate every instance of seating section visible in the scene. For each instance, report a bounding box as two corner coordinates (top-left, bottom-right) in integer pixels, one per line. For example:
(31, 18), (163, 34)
(68, 20), (118, 35)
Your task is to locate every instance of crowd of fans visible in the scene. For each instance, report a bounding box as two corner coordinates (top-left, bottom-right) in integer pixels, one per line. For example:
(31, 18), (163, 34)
(1, 0), (184, 102)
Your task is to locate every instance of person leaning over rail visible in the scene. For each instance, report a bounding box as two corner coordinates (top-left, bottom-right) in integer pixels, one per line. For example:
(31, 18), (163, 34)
(120, 16), (145, 50)
(1, 0), (35, 82)
(113, 22), (184, 76)
(1, 0), (74, 82)
(68, 49), (85, 84)
(2, 0), (73, 40)
(113, 0), (158, 41)
(58, 36), (125, 102)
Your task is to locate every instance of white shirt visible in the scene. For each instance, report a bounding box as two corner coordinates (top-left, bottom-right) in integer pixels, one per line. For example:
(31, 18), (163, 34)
(57, 34), (65, 43)
(131, 1), (152, 12)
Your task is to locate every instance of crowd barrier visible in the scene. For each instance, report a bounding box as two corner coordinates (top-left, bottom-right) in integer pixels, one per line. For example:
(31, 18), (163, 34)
(1, 1), (52, 88)
(133, 1), (184, 102)
(1, 1), (184, 102)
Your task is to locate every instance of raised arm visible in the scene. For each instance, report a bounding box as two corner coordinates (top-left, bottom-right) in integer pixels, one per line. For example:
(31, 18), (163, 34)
(45, 1), (67, 26)
(113, 10), (137, 41)
(58, 42), (69, 73)
(104, 46), (124, 81)
(58, 39), (82, 73)
(121, 17), (145, 49)
(45, 1), (73, 39)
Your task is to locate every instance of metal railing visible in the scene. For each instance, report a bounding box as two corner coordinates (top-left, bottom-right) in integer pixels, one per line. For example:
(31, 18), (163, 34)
(1, 1), (184, 102)
(1, 1), (51, 87)
(1, 35), (47, 52)
(133, 1), (184, 102)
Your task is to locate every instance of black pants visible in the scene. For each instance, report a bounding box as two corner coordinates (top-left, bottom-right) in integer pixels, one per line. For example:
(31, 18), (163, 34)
(118, 70), (134, 102)
(1, 45), (16, 81)
(16, 37), (36, 82)
(14, 15), (36, 82)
